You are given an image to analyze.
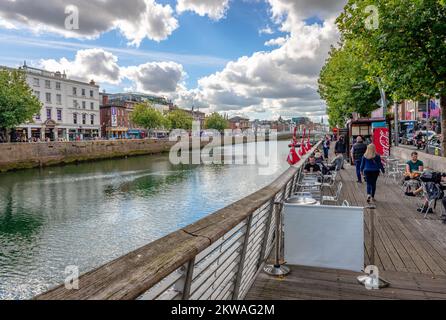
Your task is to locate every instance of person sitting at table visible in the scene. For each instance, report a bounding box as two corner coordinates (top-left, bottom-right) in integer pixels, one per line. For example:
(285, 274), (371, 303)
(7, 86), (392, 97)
(405, 172), (446, 215)
(404, 152), (424, 181)
(314, 152), (324, 165)
(304, 156), (321, 173)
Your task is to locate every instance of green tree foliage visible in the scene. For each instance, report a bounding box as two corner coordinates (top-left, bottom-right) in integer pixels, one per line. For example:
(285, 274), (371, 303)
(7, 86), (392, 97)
(204, 113), (229, 132)
(0, 69), (42, 135)
(319, 41), (381, 128)
(130, 103), (166, 132)
(337, 0), (446, 154)
(166, 109), (193, 130)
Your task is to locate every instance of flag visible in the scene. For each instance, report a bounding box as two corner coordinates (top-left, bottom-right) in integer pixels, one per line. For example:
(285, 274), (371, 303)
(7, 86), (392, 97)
(430, 99), (441, 117)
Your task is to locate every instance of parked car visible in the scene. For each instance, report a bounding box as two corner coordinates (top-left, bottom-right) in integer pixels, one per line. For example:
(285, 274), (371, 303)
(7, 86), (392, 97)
(426, 135), (443, 156)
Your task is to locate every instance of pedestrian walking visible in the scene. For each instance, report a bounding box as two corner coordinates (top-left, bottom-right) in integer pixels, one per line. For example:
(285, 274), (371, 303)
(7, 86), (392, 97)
(334, 135), (347, 169)
(351, 136), (367, 183)
(360, 144), (385, 204)
(323, 135), (331, 160)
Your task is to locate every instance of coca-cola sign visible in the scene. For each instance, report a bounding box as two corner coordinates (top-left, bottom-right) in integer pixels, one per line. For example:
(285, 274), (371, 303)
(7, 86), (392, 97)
(373, 128), (390, 157)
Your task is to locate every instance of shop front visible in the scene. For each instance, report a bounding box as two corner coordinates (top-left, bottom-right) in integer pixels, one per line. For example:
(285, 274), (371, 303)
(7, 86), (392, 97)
(106, 127), (128, 139)
(127, 129), (146, 139)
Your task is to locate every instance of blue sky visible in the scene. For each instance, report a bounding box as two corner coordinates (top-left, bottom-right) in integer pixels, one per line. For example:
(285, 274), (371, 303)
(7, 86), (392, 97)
(0, 0), (346, 121)
(0, 0), (281, 91)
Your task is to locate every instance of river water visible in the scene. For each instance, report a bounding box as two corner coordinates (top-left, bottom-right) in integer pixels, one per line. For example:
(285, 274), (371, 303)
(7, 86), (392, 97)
(0, 141), (292, 299)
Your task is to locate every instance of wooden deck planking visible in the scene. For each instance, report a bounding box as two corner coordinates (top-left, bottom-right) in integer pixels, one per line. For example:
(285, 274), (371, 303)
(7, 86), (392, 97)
(247, 160), (446, 300)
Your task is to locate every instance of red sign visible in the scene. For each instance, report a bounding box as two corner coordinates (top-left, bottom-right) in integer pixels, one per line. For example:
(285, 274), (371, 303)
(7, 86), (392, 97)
(373, 128), (390, 157)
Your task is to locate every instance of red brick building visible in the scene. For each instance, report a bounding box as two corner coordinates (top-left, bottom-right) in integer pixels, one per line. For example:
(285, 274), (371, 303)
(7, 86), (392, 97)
(100, 94), (129, 139)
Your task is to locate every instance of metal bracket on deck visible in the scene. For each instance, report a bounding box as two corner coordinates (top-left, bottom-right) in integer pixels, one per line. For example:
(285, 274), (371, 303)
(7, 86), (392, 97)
(264, 200), (290, 277)
(357, 205), (390, 289)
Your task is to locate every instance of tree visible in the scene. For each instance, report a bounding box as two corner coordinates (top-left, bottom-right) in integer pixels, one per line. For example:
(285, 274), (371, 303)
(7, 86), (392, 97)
(0, 69), (42, 141)
(166, 109), (193, 130)
(337, 0), (446, 155)
(130, 103), (166, 134)
(319, 41), (381, 128)
(204, 113), (229, 132)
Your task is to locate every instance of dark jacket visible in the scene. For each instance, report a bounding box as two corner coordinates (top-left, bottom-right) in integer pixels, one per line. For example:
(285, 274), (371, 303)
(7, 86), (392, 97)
(352, 142), (367, 162)
(335, 139), (346, 154)
(360, 155), (385, 173)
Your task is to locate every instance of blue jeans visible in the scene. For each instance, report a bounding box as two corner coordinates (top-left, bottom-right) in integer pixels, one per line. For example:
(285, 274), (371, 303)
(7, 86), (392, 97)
(364, 171), (380, 198)
(355, 160), (362, 182)
(323, 147), (329, 159)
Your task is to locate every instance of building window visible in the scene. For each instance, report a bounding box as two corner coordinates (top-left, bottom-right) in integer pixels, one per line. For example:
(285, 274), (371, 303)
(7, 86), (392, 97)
(46, 93), (52, 103)
(34, 91), (40, 99)
(73, 113), (78, 124)
(56, 82), (61, 90)
(46, 108), (52, 120)
(73, 100), (78, 108)
(73, 87), (77, 96)
(35, 113), (41, 120)
(33, 78), (40, 87)
(57, 109), (62, 121)
(82, 114), (87, 125)
(90, 114), (94, 125)
(45, 80), (51, 89)
(90, 102), (94, 110)
(82, 89), (86, 96)
(56, 94), (62, 105)
(82, 101), (86, 109)
(90, 90), (94, 98)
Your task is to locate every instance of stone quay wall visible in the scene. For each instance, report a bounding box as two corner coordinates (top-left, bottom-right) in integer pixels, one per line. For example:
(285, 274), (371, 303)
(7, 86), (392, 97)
(0, 132), (295, 172)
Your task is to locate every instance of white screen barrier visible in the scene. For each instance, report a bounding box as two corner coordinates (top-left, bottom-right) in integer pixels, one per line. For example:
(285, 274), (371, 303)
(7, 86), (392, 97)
(283, 204), (364, 272)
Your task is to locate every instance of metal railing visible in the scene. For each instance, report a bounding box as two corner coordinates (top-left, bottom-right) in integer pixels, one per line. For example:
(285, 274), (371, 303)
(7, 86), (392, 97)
(36, 142), (321, 300)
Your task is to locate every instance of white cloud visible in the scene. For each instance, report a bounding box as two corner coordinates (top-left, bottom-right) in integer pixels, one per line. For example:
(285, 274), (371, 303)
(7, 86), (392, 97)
(259, 26), (274, 35)
(179, 0), (346, 119)
(39, 49), (122, 85)
(176, 0), (230, 20)
(264, 36), (288, 47)
(39, 49), (186, 96)
(0, 0), (178, 46)
(122, 62), (186, 95)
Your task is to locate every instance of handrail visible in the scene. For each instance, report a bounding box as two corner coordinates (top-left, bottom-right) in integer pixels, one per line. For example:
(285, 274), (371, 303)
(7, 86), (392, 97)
(36, 141), (322, 300)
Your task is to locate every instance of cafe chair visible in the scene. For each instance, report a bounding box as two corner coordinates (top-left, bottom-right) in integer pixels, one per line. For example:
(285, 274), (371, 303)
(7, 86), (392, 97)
(322, 182), (343, 205)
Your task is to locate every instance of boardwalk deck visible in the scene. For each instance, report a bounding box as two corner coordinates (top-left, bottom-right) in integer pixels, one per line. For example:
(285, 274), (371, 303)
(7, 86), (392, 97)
(246, 162), (446, 300)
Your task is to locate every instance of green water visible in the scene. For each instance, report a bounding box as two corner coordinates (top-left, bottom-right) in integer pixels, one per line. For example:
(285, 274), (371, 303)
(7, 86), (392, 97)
(0, 141), (291, 299)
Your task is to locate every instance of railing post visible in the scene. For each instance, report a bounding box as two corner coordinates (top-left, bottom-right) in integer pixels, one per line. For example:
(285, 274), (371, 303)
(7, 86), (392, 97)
(181, 258), (195, 300)
(257, 198), (275, 269)
(264, 187), (290, 277)
(232, 214), (253, 300)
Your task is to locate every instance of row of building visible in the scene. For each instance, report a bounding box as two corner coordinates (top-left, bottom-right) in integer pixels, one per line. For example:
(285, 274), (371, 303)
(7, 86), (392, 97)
(9, 63), (205, 141)
(5, 63), (324, 142)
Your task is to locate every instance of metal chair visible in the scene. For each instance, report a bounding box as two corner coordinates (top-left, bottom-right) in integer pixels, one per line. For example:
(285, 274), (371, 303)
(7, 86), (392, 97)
(322, 182), (343, 205)
(420, 182), (445, 219)
(322, 171), (338, 189)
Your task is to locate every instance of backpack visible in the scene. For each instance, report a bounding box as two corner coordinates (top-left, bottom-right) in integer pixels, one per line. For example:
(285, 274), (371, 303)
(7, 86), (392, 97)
(420, 171), (443, 184)
(424, 182), (444, 200)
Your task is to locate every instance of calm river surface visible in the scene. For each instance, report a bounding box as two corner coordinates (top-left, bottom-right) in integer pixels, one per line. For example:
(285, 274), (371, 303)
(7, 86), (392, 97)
(0, 141), (291, 299)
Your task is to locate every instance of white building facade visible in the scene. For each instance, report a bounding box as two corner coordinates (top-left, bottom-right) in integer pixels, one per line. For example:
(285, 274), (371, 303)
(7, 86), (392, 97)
(16, 65), (101, 141)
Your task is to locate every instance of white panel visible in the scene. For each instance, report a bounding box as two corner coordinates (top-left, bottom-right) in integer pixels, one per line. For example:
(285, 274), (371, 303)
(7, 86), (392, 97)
(284, 204), (364, 272)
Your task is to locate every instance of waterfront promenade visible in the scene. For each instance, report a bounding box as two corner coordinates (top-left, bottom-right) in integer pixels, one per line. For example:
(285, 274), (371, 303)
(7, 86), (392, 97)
(34, 144), (446, 300)
(247, 163), (446, 300)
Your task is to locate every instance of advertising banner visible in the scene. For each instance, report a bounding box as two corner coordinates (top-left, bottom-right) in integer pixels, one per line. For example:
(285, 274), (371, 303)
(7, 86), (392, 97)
(111, 107), (118, 127)
(373, 127), (390, 157)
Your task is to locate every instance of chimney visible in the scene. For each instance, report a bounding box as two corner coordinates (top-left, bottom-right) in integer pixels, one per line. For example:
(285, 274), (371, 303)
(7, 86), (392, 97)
(102, 93), (109, 106)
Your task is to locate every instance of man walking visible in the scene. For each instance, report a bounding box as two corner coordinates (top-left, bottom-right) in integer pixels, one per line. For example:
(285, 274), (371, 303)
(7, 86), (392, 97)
(351, 136), (367, 183)
(334, 135), (347, 169)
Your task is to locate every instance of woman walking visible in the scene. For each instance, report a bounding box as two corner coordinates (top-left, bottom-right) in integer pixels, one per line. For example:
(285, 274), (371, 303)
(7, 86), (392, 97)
(360, 144), (385, 204)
